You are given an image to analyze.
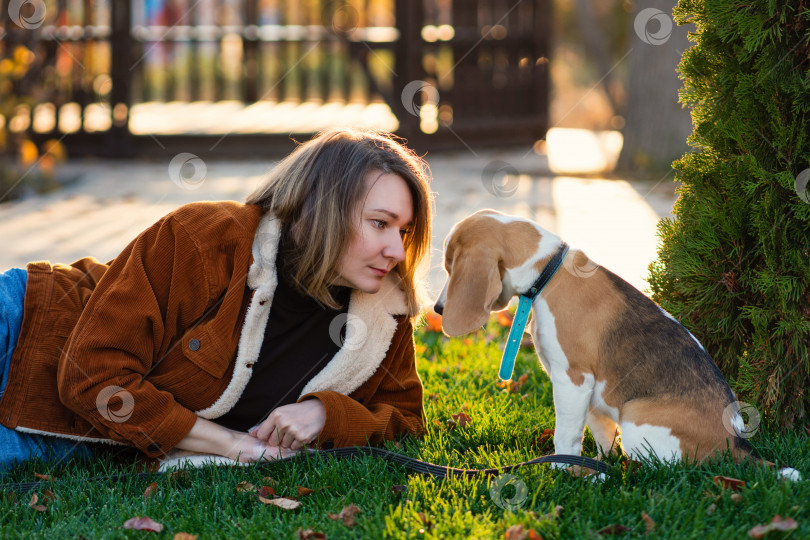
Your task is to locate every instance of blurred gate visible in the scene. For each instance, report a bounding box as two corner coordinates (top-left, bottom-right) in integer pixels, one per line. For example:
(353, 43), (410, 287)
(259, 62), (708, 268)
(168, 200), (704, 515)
(0, 0), (550, 157)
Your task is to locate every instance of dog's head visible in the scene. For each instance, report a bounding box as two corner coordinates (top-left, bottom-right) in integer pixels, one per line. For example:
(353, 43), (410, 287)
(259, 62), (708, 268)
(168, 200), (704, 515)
(433, 210), (560, 336)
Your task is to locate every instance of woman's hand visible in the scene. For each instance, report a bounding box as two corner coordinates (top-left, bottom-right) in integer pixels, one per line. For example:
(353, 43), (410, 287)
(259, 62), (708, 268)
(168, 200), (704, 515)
(249, 399), (326, 450)
(227, 432), (299, 463)
(174, 416), (299, 463)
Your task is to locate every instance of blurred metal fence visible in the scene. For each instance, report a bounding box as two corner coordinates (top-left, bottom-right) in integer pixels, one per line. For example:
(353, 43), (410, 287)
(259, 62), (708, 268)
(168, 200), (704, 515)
(1, 0), (550, 157)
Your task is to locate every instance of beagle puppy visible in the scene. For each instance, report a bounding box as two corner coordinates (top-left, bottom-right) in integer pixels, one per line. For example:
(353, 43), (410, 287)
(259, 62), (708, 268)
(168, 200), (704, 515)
(434, 209), (799, 479)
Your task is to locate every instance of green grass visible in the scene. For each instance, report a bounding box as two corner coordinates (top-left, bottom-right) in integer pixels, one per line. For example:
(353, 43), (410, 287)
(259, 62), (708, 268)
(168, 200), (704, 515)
(1, 317), (808, 539)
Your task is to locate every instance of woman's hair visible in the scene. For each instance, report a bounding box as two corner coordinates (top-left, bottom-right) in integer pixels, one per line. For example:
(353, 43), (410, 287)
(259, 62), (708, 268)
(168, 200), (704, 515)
(246, 128), (433, 316)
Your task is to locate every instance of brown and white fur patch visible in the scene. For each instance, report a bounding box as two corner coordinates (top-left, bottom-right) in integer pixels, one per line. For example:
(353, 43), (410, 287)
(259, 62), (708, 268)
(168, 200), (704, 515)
(434, 210), (800, 481)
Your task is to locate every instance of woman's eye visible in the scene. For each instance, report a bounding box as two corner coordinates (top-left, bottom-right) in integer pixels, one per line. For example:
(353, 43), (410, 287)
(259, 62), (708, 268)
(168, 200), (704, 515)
(372, 219), (386, 229)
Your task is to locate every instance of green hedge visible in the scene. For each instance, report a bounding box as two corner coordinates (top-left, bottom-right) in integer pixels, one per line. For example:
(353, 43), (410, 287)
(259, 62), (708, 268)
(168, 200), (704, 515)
(648, 0), (810, 429)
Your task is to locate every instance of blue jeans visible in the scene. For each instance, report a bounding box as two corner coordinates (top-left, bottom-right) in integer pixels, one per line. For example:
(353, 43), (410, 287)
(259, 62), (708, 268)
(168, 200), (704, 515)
(0, 268), (94, 475)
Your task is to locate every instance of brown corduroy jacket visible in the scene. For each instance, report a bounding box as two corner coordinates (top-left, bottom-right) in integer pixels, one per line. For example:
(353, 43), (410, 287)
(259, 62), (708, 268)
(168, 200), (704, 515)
(0, 201), (424, 460)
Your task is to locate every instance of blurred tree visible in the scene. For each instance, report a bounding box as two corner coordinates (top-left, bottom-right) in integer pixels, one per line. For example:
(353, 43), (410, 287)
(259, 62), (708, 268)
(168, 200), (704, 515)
(0, 31), (65, 201)
(616, 0), (692, 175)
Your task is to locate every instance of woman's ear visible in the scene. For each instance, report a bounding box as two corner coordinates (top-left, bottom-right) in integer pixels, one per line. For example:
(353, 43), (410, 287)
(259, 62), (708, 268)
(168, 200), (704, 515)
(440, 246), (503, 336)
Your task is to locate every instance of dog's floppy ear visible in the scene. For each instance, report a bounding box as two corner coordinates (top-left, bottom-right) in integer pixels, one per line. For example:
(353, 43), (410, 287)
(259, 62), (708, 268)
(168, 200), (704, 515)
(441, 245), (503, 336)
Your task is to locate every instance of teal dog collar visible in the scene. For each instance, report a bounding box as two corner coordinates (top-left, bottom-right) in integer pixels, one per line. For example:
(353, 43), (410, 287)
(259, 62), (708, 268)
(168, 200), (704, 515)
(498, 242), (570, 381)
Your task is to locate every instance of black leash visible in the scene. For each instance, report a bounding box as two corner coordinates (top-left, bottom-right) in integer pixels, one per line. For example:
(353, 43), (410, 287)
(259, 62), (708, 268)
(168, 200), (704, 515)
(0, 447), (608, 493)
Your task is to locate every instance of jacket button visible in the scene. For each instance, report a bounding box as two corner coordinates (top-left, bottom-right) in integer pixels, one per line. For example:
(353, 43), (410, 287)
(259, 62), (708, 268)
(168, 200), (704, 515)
(188, 339), (201, 351)
(322, 441), (334, 450)
(147, 443), (161, 454)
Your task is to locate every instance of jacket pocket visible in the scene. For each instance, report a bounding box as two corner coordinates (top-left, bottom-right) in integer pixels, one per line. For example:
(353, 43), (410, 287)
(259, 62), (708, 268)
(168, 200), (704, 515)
(180, 325), (231, 379)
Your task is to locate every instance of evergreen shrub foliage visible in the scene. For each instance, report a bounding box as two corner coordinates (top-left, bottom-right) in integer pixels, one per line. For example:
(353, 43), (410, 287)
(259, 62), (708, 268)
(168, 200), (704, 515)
(648, 0), (810, 429)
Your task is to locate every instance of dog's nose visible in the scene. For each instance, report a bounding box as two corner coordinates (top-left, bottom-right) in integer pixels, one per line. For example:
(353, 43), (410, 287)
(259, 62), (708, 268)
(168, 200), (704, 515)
(433, 303), (443, 315)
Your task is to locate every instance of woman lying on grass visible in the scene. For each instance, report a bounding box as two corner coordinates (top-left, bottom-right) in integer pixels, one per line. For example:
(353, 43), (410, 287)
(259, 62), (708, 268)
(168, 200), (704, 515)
(0, 128), (433, 473)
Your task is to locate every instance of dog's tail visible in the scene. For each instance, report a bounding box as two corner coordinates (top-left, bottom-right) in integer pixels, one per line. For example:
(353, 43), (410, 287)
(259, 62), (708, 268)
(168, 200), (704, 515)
(732, 435), (802, 481)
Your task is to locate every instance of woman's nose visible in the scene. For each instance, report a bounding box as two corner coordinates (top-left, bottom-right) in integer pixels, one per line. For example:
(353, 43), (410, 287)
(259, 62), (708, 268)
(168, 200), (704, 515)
(382, 231), (406, 263)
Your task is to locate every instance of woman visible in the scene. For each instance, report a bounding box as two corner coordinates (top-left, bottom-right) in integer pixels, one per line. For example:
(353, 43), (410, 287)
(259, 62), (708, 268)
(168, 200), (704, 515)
(0, 128), (433, 472)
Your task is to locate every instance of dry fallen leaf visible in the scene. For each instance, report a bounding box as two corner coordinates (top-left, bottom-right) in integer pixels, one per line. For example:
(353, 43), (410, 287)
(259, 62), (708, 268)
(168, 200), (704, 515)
(804, 426), (810, 437)
(235, 481), (257, 493)
(532, 428), (555, 453)
(730, 493), (743, 503)
(496, 309), (515, 327)
(713, 475), (746, 491)
(707, 503), (717, 515)
(297, 528), (326, 540)
(505, 524), (528, 540)
(449, 412), (472, 429)
(621, 460), (643, 474)
(169, 470), (191, 485)
(143, 482), (158, 500)
(259, 496), (301, 510)
(566, 465), (599, 477)
(33, 473), (55, 482)
(641, 512), (656, 532)
(172, 534), (198, 540)
(296, 486), (314, 497)
(498, 373), (530, 393)
(42, 490), (59, 503)
(424, 311), (443, 332)
(748, 516), (798, 538)
(328, 503), (362, 527)
(123, 516), (164, 533)
(259, 486), (276, 498)
(28, 494), (47, 512)
(262, 476), (278, 487)
(597, 524), (631, 535)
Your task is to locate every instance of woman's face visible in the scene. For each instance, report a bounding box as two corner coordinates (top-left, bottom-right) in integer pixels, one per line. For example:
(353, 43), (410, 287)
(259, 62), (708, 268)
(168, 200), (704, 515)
(334, 171), (414, 293)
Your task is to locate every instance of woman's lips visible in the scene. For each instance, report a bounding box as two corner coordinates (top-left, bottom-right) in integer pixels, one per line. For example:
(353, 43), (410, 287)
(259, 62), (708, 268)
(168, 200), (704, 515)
(370, 267), (388, 277)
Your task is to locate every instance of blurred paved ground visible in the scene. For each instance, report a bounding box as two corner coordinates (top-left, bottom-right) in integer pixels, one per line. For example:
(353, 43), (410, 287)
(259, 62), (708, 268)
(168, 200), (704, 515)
(0, 128), (678, 301)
